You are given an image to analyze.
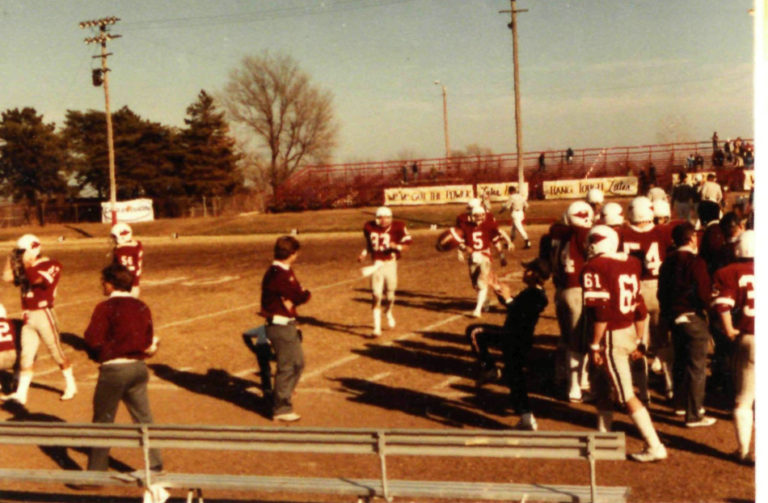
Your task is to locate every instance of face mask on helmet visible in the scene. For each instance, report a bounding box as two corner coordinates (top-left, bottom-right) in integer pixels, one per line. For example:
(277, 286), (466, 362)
(471, 206), (486, 224)
(586, 225), (619, 258)
(375, 207), (393, 227)
(16, 234), (41, 261)
(566, 201), (594, 228)
(111, 223), (133, 245)
(600, 202), (624, 227)
(735, 230), (755, 259)
(628, 196), (654, 224)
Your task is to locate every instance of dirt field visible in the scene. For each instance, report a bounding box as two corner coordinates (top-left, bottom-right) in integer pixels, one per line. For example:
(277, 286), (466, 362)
(0, 205), (756, 502)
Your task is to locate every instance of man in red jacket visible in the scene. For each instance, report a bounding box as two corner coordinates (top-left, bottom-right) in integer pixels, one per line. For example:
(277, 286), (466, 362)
(261, 236), (311, 422)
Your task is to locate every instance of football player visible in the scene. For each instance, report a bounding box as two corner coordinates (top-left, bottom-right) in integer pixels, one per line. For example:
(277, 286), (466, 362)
(0, 234), (76, 404)
(111, 223), (143, 298)
(586, 188), (604, 224)
(0, 304), (19, 394)
(599, 202), (624, 230)
(551, 201), (593, 403)
(453, 204), (504, 318)
(711, 230), (755, 465)
(582, 225), (667, 463)
(358, 206), (412, 337)
(619, 196), (675, 404)
(499, 186), (531, 249)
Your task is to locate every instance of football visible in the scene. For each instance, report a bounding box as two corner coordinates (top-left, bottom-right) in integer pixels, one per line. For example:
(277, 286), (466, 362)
(435, 228), (464, 252)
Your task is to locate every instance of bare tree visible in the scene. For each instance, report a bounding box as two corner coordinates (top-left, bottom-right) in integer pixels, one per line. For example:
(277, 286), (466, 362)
(221, 52), (339, 194)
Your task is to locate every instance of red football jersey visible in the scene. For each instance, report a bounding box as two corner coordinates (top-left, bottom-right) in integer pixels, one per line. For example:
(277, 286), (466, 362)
(22, 257), (61, 310)
(619, 224), (672, 279)
(712, 260), (755, 335)
(582, 253), (647, 330)
(0, 316), (16, 353)
(113, 241), (144, 287)
(454, 215), (502, 257)
(553, 226), (590, 289)
(363, 220), (412, 261)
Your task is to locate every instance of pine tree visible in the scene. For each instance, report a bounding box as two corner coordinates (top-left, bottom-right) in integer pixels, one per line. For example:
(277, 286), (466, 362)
(181, 90), (242, 197)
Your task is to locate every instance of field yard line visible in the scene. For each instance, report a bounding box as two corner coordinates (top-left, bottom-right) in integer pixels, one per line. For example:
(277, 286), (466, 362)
(302, 313), (464, 381)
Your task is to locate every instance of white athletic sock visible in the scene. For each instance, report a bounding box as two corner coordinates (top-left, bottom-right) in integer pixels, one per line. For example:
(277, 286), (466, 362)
(568, 352), (582, 398)
(597, 410), (614, 432)
(579, 353), (591, 390)
(733, 408), (753, 457)
(372, 308), (382, 334)
(14, 370), (33, 404)
(631, 407), (662, 449)
(474, 287), (488, 315)
(62, 366), (77, 399)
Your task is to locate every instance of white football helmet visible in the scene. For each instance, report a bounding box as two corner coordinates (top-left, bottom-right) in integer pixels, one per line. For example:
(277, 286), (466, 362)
(735, 230), (754, 259)
(586, 188), (604, 205)
(566, 201), (594, 229)
(471, 205), (486, 224)
(466, 198), (481, 212)
(600, 202), (624, 227)
(586, 225), (620, 259)
(16, 234), (41, 261)
(628, 196), (654, 224)
(111, 223), (133, 245)
(374, 206), (393, 227)
(653, 200), (671, 219)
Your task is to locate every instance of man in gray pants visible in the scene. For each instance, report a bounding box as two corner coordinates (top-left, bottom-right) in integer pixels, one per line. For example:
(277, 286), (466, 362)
(84, 263), (163, 473)
(261, 236), (311, 422)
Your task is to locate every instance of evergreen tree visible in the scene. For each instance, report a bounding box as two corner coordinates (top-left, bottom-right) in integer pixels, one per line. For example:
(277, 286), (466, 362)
(181, 90), (242, 197)
(0, 107), (67, 225)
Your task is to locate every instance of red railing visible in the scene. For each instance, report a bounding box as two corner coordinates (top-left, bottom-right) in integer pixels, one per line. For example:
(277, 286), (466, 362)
(272, 139), (751, 211)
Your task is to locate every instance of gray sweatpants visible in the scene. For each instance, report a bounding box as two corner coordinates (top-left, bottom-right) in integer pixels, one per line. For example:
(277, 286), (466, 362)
(266, 323), (305, 416)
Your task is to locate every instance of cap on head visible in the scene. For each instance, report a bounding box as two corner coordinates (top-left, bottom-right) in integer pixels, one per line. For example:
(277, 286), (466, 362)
(735, 230), (754, 259)
(586, 225), (620, 258)
(110, 223), (133, 245)
(566, 201), (594, 229)
(586, 188), (604, 205)
(653, 200), (671, 219)
(600, 202), (624, 227)
(16, 234), (41, 260)
(375, 206), (393, 226)
(628, 196), (654, 224)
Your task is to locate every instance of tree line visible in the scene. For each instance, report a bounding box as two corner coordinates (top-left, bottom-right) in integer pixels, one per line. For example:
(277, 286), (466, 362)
(0, 51), (340, 224)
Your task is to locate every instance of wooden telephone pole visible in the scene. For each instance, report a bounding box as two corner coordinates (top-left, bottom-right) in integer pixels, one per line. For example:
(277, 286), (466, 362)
(80, 16), (121, 225)
(501, 2), (527, 192)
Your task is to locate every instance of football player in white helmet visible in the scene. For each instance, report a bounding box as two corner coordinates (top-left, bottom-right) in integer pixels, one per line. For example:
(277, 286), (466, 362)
(600, 202), (624, 228)
(111, 223), (143, 298)
(586, 188), (604, 223)
(1, 235), (76, 404)
(0, 303), (17, 377)
(652, 200), (671, 226)
(359, 206), (412, 337)
(582, 225), (667, 462)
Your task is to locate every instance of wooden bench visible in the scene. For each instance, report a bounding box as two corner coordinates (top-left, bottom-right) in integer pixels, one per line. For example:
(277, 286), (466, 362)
(0, 422), (629, 502)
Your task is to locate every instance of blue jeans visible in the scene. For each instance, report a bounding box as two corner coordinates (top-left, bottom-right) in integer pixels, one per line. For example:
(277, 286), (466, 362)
(671, 314), (711, 422)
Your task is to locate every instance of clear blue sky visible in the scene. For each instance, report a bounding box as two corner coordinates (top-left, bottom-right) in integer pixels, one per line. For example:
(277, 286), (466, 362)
(0, 0), (755, 162)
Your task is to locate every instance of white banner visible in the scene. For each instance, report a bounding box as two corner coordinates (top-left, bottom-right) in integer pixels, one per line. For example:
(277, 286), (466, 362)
(384, 185), (474, 206)
(542, 176), (638, 199)
(476, 182), (530, 202)
(101, 198), (155, 223)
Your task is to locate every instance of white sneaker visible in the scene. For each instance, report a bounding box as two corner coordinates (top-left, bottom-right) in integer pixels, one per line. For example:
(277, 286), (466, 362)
(685, 416), (716, 428)
(471, 310), (482, 318)
(273, 412), (301, 422)
(630, 444), (667, 463)
(0, 392), (26, 405)
(386, 312), (396, 329)
(143, 484), (170, 503)
(61, 386), (77, 401)
(515, 415), (538, 431)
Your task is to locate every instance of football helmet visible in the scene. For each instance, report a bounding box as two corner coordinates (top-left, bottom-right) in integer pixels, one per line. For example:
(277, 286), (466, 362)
(586, 188), (604, 205)
(16, 234), (41, 260)
(470, 205), (486, 224)
(735, 230), (754, 259)
(374, 206), (393, 227)
(653, 200), (671, 219)
(111, 223), (133, 245)
(586, 225), (620, 258)
(628, 196), (654, 224)
(566, 201), (594, 228)
(466, 198), (481, 211)
(600, 202), (624, 227)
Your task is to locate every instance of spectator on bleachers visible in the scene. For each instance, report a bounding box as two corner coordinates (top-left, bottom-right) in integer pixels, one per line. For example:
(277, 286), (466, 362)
(712, 131), (719, 151)
(699, 174), (724, 208)
(648, 164), (657, 186)
(686, 154), (696, 172)
(538, 152), (546, 172)
(566, 147), (574, 164)
(694, 154), (704, 171)
(671, 172), (696, 221)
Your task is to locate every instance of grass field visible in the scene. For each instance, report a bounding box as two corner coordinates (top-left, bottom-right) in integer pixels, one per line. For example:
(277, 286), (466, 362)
(0, 197), (755, 503)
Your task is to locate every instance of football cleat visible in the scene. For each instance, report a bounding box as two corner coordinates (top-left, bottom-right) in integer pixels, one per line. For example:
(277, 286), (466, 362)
(630, 443), (667, 463)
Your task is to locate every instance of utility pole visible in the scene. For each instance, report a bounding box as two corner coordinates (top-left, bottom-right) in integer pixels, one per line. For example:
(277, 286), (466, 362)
(501, 2), (527, 193)
(80, 16), (121, 225)
(434, 81), (451, 158)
